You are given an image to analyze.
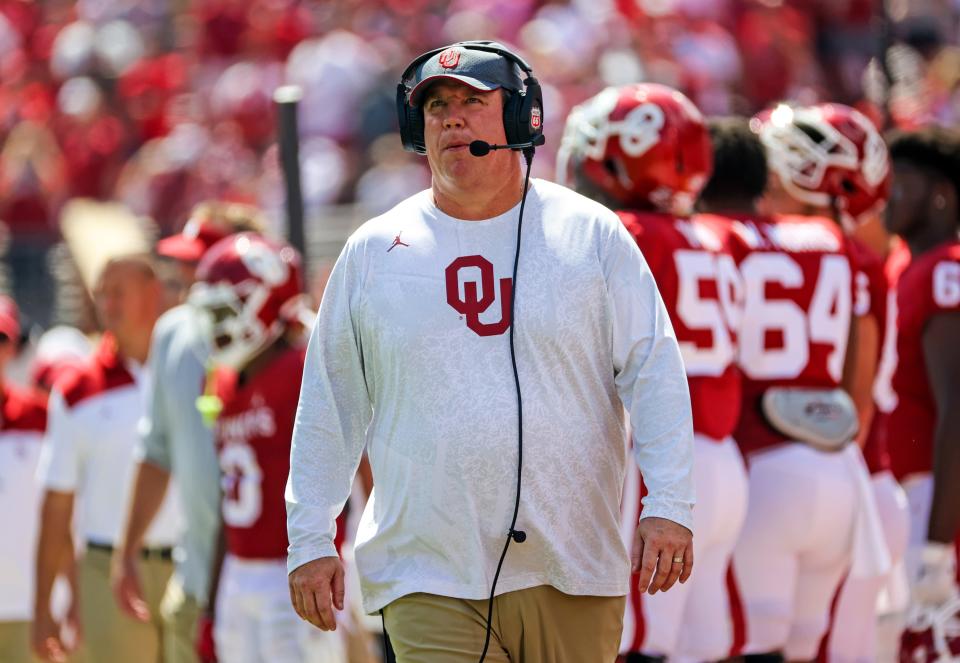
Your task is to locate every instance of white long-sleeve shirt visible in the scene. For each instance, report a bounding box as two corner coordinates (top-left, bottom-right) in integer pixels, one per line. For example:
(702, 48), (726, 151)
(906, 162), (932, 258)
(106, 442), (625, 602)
(287, 179), (694, 614)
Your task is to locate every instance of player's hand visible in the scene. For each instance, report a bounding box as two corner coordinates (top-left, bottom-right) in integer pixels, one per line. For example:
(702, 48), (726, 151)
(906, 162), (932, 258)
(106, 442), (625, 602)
(632, 516), (693, 595)
(110, 550), (151, 622)
(32, 611), (68, 663)
(195, 612), (217, 662)
(288, 556), (344, 631)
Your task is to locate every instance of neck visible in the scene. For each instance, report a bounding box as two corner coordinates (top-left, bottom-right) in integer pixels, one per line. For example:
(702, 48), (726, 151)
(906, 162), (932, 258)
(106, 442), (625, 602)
(240, 337), (287, 382)
(906, 212), (958, 256)
(432, 169), (525, 221)
(115, 331), (151, 364)
(698, 198), (758, 216)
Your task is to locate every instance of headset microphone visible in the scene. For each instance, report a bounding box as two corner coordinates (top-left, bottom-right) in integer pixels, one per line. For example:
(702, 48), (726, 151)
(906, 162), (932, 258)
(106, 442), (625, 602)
(469, 135), (546, 157)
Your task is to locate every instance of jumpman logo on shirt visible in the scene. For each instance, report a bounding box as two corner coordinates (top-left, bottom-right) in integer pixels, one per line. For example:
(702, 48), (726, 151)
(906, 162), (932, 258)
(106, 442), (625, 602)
(387, 232), (410, 252)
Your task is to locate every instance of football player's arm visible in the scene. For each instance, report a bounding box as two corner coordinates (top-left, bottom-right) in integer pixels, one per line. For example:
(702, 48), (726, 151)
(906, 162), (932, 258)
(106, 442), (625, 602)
(287, 239), (371, 631)
(842, 313), (879, 447)
(922, 310), (960, 545)
(605, 219), (695, 595)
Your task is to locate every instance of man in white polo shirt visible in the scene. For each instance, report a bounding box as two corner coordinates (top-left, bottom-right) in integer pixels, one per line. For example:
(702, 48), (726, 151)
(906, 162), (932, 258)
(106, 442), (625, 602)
(0, 296), (51, 663)
(33, 256), (181, 663)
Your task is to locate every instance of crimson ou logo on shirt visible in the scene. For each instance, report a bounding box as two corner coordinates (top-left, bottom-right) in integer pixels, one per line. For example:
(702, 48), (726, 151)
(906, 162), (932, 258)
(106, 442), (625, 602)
(445, 255), (512, 337)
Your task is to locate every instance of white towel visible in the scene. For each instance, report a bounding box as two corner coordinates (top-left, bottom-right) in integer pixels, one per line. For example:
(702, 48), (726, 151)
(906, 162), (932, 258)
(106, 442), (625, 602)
(845, 445), (893, 578)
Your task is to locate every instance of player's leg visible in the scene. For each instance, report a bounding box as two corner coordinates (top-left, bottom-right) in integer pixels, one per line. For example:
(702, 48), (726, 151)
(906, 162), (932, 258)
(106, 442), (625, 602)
(253, 559), (347, 663)
(784, 450), (859, 661)
(626, 562), (690, 657)
(733, 445), (815, 656)
(676, 436), (750, 661)
(139, 553), (175, 658)
(159, 576), (202, 663)
(900, 473), (933, 586)
(821, 470), (908, 663)
(213, 555), (258, 663)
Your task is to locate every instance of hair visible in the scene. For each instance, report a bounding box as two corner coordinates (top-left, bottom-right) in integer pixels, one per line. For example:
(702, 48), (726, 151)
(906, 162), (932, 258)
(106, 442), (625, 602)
(188, 201), (268, 235)
(100, 253), (159, 283)
(887, 126), (960, 203)
(699, 116), (768, 204)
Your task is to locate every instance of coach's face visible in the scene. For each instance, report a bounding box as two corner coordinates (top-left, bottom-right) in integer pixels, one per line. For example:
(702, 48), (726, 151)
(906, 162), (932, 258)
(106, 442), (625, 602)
(422, 81), (513, 193)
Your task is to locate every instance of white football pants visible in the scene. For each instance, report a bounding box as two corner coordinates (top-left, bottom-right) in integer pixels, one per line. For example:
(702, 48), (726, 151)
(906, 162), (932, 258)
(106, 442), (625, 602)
(732, 443), (860, 660)
(214, 555), (347, 663)
(620, 435), (749, 660)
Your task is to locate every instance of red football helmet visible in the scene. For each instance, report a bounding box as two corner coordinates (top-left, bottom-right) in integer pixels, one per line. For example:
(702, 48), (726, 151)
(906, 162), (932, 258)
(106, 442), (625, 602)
(189, 233), (308, 369)
(755, 102), (890, 223)
(556, 83), (712, 215)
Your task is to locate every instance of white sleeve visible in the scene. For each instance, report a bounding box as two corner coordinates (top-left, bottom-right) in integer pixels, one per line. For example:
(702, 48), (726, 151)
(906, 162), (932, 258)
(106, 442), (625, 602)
(286, 240), (372, 573)
(36, 389), (82, 493)
(604, 219), (696, 532)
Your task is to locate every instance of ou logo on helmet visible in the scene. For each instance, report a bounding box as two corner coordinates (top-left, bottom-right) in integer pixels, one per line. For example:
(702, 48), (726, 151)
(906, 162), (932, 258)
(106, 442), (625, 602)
(615, 102), (666, 158)
(237, 237), (289, 286)
(445, 255), (513, 337)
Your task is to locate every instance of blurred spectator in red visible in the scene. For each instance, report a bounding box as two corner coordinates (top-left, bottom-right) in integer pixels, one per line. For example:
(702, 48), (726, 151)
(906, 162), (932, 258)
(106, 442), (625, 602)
(29, 325), (92, 398)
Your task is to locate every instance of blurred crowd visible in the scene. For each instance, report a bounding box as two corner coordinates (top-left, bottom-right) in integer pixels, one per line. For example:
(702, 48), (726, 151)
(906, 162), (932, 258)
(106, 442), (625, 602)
(2, 0), (960, 252)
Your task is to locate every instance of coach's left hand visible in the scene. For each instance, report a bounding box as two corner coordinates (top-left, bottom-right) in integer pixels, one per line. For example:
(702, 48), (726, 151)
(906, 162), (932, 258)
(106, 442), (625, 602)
(632, 517), (693, 594)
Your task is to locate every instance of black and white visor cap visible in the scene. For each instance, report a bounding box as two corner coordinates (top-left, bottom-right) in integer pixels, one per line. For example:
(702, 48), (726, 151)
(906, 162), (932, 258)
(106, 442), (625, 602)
(407, 45), (524, 107)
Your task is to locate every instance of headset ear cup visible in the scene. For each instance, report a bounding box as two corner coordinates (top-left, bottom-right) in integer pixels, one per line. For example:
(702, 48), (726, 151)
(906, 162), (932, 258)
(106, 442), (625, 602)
(519, 76), (544, 144)
(502, 89), (523, 146)
(396, 83), (427, 154)
(409, 107), (426, 154)
(396, 83), (415, 152)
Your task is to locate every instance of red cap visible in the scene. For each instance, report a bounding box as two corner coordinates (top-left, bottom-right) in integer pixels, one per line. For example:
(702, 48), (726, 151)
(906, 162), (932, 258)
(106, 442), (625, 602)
(157, 215), (232, 262)
(0, 295), (20, 341)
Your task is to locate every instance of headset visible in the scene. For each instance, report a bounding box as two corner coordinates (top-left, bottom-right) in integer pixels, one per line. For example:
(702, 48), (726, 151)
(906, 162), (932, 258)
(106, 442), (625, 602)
(396, 41), (544, 155)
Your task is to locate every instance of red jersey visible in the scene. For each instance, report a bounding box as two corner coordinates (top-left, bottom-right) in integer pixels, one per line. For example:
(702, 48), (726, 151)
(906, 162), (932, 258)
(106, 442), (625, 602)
(700, 213), (857, 456)
(883, 239), (960, 480)
(214, 346), (306, 560)
(847, 237), (891, 474)
(619, 211), (742, 441)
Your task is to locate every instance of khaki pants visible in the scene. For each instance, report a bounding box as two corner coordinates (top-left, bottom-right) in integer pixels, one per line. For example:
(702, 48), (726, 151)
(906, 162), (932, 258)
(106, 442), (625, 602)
(0, 620), (86, 663)
(79, 546), (174, 663)
(0, 621), (39, 663)
(382, 585), (625, 663)
(159, 576), (201, 663)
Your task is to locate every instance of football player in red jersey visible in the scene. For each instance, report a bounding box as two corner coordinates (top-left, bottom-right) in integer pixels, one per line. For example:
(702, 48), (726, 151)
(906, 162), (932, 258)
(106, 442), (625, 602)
(189, 233), (346, 663)
(756, 102), (911, 663)
(558, 84), (748, 663)
(879, 127), (960, 663)
(697, 116), (879, 662)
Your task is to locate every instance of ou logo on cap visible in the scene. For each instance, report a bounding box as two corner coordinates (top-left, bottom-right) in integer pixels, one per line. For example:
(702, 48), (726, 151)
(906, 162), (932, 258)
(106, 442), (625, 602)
(438, 48), (461, 69)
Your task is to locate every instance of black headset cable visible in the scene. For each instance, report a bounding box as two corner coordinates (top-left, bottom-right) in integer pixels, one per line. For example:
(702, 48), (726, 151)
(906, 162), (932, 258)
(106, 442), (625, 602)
(477, 146), (535, 663)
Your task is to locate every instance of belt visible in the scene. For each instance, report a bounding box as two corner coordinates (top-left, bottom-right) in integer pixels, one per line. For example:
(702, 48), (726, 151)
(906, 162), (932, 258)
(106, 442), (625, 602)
(87, 540), (175, 562)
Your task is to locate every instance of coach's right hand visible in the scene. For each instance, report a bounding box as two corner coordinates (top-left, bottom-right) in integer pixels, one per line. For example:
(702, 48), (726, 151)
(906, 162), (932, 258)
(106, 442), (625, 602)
(288, 556), (344, 631)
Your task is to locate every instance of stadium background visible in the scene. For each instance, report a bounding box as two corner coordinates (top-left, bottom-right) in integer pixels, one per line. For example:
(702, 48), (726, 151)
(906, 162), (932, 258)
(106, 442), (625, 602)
(1, 0), (958, 348)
